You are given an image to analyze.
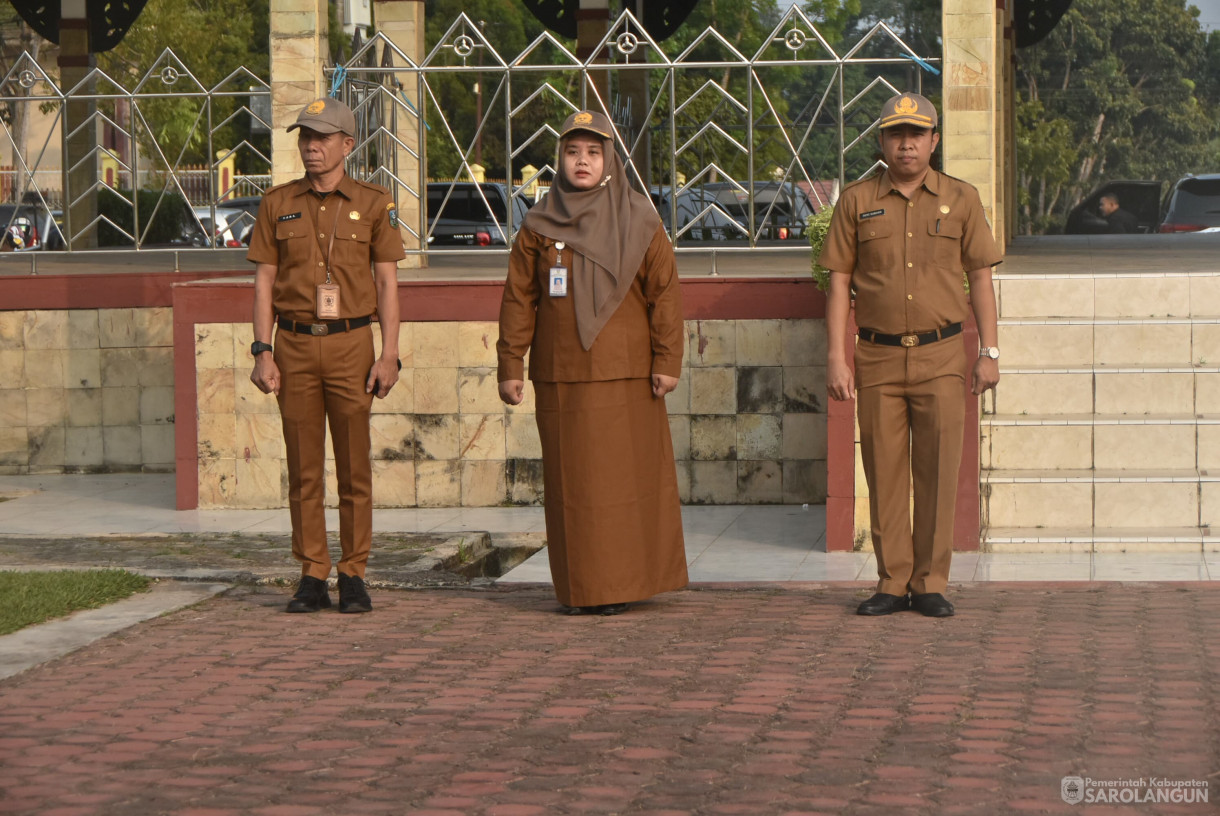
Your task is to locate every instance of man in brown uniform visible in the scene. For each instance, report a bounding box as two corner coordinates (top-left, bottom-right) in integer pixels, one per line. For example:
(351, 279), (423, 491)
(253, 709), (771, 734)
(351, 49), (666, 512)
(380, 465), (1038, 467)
(247, 97), (405, 614)
(820, 93), (1002, 617)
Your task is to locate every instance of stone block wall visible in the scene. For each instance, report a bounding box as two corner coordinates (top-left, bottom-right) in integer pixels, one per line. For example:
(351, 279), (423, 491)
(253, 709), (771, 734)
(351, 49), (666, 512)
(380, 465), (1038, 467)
(0, 308), (176, 474)
(193, 318), (829, 509)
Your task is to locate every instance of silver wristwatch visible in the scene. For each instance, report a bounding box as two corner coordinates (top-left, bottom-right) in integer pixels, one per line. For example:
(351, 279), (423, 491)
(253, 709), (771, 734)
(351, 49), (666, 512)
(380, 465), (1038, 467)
(979, 346), (1000, 359)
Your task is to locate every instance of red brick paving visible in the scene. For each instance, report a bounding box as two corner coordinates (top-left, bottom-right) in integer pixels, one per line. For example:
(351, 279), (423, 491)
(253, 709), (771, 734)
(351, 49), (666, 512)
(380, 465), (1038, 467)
(0, 583), (1217, 815)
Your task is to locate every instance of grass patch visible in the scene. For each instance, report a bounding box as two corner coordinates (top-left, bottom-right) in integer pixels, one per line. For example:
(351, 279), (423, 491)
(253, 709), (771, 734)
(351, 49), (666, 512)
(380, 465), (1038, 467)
(0, 569), (152, 636)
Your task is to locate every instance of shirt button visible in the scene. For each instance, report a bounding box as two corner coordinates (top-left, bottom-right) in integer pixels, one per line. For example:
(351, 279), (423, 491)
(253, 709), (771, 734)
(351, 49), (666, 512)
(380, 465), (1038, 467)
(351, 233), (357, 239)
(907, 262), (913, 268)
(288, 231), (294, 237)
(319, 233), (325, 238)
(908, 201), (914, 208)
(907, 232), (913, 238)
(869, 231), (875, 237)
(320, 206), (326, 211)
(318, 262), (324, 267)
(907, 294), (913, 300)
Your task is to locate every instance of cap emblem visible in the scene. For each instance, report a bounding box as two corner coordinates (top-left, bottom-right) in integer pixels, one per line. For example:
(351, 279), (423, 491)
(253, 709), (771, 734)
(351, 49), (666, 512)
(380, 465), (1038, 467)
(306, 100), (326, 115)
(895, 96), (918, 116)
(574, 112), (593, 125)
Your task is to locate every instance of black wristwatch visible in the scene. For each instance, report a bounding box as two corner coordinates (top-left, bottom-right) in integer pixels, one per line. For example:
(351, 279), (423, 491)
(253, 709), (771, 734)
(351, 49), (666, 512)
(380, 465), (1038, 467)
(251, 341), (273, 357)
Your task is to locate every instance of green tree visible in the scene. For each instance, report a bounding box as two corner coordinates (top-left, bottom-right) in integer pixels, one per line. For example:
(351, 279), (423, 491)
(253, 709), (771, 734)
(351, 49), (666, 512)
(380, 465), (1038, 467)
(97, 0), (270, 171)
(1015, 0), (1218, 233)
(423, 0), (565, 180)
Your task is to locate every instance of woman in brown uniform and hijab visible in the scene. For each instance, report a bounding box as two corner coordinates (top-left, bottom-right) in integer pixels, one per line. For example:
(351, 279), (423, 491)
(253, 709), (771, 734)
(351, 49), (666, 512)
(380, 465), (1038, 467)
(497, 110), (688, 616)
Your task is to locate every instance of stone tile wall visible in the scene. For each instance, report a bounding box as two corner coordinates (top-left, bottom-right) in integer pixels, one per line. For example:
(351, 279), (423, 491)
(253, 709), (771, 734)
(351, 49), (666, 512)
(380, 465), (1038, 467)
(0, 308), (176, 474)
(195, 318), (829, 509)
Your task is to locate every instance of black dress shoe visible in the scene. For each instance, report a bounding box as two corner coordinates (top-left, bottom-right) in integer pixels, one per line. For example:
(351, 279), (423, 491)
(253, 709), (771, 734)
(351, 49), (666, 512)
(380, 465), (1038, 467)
(910, 592), (955, 617)
(856, 592), (910, 616)
(337, 573), (373, 614)
(286, 575), (331, 613)
(562, 603), (630, 616)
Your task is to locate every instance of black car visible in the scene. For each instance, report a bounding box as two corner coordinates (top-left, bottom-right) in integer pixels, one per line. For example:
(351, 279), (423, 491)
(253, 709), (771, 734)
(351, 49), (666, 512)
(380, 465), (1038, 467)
(1159, 174), (1220, 233)
(698, 181), (816, 240)
(650, 186), (745, 241)
(426, 182), (531, 246)
(1064, 180), (1163, 234)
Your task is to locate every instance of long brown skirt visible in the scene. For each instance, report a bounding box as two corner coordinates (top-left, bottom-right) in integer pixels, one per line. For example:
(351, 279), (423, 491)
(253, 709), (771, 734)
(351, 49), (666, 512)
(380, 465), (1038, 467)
(534, 378), (688, 608)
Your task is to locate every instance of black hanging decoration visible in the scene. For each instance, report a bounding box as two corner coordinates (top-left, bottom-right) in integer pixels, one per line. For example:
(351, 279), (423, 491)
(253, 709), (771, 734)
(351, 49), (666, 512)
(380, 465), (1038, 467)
(520, 0), (700, 41)
(1013, 0), (1074, 49)
(8, 0), (151, 53)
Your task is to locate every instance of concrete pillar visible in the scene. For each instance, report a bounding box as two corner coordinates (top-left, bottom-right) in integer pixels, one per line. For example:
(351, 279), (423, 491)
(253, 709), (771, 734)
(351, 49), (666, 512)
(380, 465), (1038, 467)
(941, 0), (1008, 248)
(374, 0), (426, 267)
(269, 0), (329, 187)
(577, 0), (611, 103)
(59, 0), (97, 248)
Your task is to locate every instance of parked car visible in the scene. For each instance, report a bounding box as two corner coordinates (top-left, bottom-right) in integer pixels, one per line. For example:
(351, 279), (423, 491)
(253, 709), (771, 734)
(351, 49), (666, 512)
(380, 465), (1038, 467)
(1064, 180), (1162, 234)
(650, 186), (745, 241)
(0, 203), (64, 251)
(1158, 173), (1220, 233)
(426, 182), (530, 246)
(186, 206), (247, 248)
(218, 196), (262, 244)
(698, 181), (816, 240)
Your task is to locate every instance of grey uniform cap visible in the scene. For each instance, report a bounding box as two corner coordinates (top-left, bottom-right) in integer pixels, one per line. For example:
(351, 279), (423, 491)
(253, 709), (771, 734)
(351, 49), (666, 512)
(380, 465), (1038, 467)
(288, 97), (356, 137)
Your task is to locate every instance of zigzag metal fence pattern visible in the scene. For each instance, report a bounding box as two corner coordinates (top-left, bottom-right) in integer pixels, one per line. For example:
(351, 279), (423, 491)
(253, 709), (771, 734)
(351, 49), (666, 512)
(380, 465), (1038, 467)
(0, 50), (270, 251)
(0, 7), (935, 252)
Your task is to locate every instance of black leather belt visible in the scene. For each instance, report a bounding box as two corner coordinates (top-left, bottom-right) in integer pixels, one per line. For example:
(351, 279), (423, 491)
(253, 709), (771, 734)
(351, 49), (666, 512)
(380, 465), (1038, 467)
(277, 315), (371, 337)
(859, 322), (962, 348)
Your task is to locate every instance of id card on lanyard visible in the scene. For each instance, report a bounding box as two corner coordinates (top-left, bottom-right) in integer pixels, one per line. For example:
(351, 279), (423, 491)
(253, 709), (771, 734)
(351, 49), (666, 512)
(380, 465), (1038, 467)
(317, 198), (346, 319)
(549, 241), (568, 297)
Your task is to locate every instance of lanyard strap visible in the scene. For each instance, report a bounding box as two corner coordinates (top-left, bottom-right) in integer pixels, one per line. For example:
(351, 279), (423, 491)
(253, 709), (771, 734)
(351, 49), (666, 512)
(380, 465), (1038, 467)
(324, 197), (344, 284)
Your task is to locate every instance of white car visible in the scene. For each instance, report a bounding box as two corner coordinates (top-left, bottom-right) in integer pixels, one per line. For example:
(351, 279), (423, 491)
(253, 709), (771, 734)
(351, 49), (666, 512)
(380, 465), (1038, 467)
(189, 206), (247, 248)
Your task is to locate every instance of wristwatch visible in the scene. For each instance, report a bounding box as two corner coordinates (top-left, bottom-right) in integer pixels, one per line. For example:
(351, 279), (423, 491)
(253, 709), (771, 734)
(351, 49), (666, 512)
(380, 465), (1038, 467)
(979, 346), (1000, 359)
(251, 341), (273, 357)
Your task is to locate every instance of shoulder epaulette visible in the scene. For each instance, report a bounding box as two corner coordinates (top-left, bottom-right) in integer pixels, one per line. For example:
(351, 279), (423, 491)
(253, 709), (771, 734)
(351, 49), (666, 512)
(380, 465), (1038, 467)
(264, 179), (303, 196)
(352, 178), (391, 196)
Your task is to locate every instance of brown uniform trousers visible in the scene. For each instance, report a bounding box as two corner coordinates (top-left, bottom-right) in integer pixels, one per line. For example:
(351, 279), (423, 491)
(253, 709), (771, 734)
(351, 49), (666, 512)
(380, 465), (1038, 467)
(247, 175), (405, 580)
(819, 169), (1001, 595)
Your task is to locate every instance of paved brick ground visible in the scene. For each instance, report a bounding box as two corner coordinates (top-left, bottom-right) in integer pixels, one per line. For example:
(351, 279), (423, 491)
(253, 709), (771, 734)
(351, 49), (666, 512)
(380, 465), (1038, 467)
(1, 582), (1217, 816)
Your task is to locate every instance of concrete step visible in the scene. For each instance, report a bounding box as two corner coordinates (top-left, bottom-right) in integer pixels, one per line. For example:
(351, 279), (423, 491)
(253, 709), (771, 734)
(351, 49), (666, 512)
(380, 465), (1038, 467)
(981, 414), (1220, 470)
(982, 469), (1220, 530)
(983, 526), (1213, 554)
(994, 366), (1220, 415)
(997, 317), (1220, 367)
(994, 270), (1220, 319)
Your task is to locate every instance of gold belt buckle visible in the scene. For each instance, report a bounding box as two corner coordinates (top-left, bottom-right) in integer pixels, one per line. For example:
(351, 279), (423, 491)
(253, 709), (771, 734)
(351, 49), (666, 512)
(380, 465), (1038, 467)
(310, 323), (329, 336)
(900, 334), (918, 348)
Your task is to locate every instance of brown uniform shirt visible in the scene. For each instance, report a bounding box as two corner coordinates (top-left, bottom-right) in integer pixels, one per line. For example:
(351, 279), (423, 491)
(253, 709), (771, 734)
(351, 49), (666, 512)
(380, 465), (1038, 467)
(498, 225), (684, 383)
(246, 175), (405, 322)
(818, 169), (1001, 387)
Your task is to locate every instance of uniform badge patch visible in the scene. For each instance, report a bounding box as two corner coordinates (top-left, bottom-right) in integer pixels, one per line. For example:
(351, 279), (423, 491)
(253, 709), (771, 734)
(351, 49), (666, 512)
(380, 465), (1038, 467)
(349, 210), (361, 221)
(860, 209), (885, 220)
(277, 212), (302, 222)
(388, 204), (399, 228)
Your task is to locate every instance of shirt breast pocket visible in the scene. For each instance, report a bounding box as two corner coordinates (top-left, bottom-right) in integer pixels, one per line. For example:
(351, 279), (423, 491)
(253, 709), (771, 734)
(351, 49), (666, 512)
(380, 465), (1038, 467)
(336, 223), (372, 245)
(275, 221), (307, 242)
(857, 222), (893, 270)
(928, 219), (963, 269)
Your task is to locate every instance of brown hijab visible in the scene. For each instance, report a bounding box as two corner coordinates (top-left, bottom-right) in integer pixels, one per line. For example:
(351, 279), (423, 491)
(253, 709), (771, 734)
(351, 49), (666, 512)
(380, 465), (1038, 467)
(522, 110), (662, 350)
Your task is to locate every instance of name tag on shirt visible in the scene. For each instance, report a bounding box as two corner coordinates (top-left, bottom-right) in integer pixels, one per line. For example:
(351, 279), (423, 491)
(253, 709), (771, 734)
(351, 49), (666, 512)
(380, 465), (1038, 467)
(277, 212), (302, 222)
(549, 266), (568, 297)
(860, 209), (885, 220)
